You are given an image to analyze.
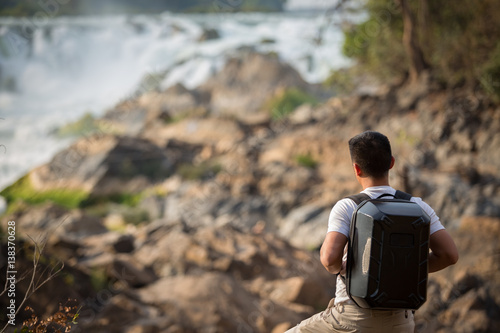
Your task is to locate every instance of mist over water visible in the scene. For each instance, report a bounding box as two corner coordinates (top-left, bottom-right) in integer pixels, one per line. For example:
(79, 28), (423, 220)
(0, 10), (349, 190)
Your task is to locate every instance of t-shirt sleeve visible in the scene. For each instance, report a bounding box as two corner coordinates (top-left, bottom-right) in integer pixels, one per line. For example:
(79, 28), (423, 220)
(327, 198), (357, 236)
(412, 197), (445, 235)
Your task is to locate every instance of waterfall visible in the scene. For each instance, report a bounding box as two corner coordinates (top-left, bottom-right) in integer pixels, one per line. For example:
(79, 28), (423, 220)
(0, 11), (349, 190)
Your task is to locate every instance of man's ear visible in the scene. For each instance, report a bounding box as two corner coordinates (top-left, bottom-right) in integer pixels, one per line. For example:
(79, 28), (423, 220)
(353, 163), (363, 177)
(389, 156), (395, 170)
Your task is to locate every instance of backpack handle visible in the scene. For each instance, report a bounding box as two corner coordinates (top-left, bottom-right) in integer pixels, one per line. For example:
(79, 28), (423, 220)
(376, 193), (395, 199)
(376, 190), (412, 200)
(347, 190), (412, 205)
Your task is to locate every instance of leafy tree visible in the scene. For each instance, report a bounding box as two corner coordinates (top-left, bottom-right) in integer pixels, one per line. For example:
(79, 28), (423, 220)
(342, 0), (500, 97)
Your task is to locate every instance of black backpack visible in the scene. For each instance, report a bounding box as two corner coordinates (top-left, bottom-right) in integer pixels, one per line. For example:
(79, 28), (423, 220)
(344, 190), (431, 310)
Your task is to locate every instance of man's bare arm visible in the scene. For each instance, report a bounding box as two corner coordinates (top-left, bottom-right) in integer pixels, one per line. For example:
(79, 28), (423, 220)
(320, 231), (348, 274)
(428, 229), (459, 273)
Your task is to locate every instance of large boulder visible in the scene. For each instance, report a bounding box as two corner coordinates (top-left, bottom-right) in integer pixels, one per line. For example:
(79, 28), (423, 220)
(94, 82), (206, 136)
(278, 203), (331, 250)
(199, 52), (311, 119)
(29, 135), (197, 196)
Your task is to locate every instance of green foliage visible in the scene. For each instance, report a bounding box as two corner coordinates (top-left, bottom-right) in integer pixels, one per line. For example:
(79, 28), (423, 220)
(80, 188), (165, 227)
(80, 192), (143, 208)
(55, 112), (99, 138)
(294, 153), (318, 169)
(479, 43), (500, 101)
(89, 268), (108, 291)
(122, 208), (150, 225)
(395, 129), (420, 146)
(268, 88), (317, 120)
(61, 271), (76, 287)
(111, 193), (142, 207)
(177, 161), (222, 180)
(342, 0), (406, 80)
(323, 68), (357, 95)
(413, 0), (497, 93)
(0, 175), (89, 209)
(165, 107), (208, 124)
(2, 199), (29, 216)
(0, 174), (145, 215)
(343, 0), (500, 98)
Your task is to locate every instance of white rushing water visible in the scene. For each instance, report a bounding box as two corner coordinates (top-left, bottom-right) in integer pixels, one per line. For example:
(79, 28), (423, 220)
(0, 8), (350, 191)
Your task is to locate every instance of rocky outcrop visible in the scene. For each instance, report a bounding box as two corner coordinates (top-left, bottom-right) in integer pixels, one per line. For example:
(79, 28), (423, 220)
(415, 216), (500, 332)
(1, 202), (107, 240)
(199, 52), (311, 119)
(0, 217), (334, 332)
(100, 51), (315, 136)
(142, 117), (246, 149)
(2, 53), (500, 332)
(28, 135), (202, 196)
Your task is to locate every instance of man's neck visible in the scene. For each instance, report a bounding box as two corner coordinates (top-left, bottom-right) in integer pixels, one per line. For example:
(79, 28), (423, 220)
(359, 177), (390, 190)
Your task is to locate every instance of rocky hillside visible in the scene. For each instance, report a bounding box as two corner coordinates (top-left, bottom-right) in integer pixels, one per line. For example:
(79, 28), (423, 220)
(1, 51), (500, 332)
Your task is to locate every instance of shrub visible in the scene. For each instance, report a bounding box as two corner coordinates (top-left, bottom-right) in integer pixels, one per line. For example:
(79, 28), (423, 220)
(425, 0), (500, 91)
(268, 88), (317, 120)
(294, 153), (318, 169)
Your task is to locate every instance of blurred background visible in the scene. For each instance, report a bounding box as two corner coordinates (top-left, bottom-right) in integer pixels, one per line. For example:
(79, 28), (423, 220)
(0, 0), (350, 192)
(0, 0), (499, 332)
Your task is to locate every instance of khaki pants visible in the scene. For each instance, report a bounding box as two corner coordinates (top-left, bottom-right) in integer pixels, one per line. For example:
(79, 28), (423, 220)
(286, 299), (415, 333)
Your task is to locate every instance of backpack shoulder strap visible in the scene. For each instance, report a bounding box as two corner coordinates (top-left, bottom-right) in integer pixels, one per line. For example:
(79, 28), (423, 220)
(394, 190), (412, 200)
(346, 193), (371, 206)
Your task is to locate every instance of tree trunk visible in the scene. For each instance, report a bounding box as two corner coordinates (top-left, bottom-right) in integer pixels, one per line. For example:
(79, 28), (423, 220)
(397, 0), (428, 82)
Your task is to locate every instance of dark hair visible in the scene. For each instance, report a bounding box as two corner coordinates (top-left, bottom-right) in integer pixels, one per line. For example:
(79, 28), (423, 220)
(348, 131), (392, 179)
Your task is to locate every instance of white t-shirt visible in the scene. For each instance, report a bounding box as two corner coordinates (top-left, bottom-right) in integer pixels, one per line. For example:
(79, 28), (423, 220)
(327, 185), (445, 305)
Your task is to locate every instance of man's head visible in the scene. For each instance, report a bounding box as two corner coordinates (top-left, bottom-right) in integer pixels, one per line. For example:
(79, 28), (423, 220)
(348, 131), (393, 179)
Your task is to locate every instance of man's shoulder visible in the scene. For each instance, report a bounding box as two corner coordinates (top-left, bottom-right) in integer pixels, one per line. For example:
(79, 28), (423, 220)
(335, 196), (360, 207)
(410, 196), (433, 210)
(331, 197), (358, 215)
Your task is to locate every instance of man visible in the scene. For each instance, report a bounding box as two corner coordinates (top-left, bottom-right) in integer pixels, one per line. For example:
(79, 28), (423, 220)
(287, 131), (458, 332)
